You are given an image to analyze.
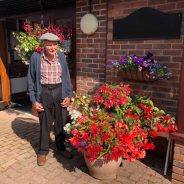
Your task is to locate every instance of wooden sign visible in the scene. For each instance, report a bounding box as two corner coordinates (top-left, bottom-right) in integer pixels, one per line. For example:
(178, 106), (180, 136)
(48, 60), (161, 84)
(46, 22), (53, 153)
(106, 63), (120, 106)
(113, 7), (182, 40)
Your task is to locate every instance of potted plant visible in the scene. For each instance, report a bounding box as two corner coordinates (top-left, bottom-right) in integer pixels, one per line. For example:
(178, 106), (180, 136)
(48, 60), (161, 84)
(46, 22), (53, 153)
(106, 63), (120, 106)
(12, 20), (72, 64)
(64, 83), (177, 179)
(112, 52), (172, 81)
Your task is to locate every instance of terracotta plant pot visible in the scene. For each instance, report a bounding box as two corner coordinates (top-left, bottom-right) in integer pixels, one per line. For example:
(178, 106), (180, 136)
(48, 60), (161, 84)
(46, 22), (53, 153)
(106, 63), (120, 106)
(84, 157), (122, 180)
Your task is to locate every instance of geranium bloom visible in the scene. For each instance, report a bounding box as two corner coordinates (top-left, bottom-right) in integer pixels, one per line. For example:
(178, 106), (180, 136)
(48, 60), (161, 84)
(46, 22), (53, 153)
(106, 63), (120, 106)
(35, 46), (43, 52)
(64, 83), (178, 162)
(149, 130), (159, 137)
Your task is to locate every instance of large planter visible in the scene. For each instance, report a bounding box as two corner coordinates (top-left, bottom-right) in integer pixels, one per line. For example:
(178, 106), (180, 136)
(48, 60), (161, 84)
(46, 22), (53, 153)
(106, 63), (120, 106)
(84, 157), (122, 180)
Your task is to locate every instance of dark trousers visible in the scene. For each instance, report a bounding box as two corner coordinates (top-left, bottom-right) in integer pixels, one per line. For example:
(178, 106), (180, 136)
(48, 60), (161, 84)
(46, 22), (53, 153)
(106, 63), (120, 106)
(38, 84), (68, 155)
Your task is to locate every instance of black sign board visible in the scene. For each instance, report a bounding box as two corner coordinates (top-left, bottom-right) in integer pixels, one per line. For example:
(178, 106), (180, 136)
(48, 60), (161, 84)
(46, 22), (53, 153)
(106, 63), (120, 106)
(113, 7), (182, 40)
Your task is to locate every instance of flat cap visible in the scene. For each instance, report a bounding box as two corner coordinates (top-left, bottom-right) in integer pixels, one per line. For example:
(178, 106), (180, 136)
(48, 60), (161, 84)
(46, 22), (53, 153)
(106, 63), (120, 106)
(39, 32), (60, 41)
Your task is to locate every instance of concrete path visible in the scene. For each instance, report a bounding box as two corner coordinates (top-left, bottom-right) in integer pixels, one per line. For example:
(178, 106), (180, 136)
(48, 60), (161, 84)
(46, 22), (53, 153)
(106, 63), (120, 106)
(0, 109), (171, 184)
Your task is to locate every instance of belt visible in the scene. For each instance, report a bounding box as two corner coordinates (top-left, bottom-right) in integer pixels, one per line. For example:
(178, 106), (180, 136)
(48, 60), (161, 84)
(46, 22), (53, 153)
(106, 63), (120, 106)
(41, 83), (61, 90)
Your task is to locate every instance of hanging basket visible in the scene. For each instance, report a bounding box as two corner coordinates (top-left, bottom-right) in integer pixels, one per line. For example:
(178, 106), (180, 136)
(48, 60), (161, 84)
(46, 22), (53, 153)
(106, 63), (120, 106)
(117, 70), (156, 82)
(130, 70), (137, 80)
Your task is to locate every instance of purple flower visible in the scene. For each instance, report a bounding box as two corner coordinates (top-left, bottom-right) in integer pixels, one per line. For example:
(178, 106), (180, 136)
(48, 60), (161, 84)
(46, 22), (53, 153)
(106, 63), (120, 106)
(111, 61), (119, 67)
(121, 58), (127, 64)
(132, 55), (138, 63)
(79, 140), (87, 147)
(137, 58), (144, 65)
(143, 52), (153, 60)
(142, 61), (148, 68)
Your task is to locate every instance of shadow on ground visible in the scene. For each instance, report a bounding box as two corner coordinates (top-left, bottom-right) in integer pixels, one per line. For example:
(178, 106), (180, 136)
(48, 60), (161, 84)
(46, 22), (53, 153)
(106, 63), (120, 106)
(141, 147), (172, 180)
(53, 147), (89, 173)
(11, 116), (89, 174)
(11, 117), (40, 154)
(11, 116), (173, 179)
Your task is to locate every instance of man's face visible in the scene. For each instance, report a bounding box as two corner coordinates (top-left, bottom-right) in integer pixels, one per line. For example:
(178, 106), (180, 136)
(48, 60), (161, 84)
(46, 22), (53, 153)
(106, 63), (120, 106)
(43, 40), (58, 57)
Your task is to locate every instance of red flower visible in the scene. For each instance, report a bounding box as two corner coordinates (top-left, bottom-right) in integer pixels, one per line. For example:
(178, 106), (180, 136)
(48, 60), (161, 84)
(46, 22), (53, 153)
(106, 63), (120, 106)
(36, 46), (43, 53)
(149, 130), (159, 137)
(81, 131), (88, 140)
(65, 83), (177, 162)
(143, 143), (155, 150)
(69, 137), (79, 146)
(144, 106), (152, 114)
(71, 129), (79, 136)
(157, 124), (168, 132)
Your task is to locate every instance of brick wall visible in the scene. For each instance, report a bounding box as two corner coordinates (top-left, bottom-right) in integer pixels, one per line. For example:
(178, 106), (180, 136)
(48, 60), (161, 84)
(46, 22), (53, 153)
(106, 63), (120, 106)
(76, 0), (184, 114)
(76, 0), (107, 94)
(172, 142), (184, 184)
(76, 0), (184, 180)
(107, 0), (184, 115)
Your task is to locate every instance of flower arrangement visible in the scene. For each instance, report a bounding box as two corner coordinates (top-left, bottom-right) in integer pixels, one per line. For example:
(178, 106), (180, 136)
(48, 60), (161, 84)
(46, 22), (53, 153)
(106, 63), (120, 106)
(12, 20), (72, 64)
(65, 83), (177, 162)
(112, 52), (172, 81)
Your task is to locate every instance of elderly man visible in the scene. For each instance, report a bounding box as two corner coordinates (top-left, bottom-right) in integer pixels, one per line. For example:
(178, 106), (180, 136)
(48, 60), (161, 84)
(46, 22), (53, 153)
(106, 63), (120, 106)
(27, 32), (73, 166)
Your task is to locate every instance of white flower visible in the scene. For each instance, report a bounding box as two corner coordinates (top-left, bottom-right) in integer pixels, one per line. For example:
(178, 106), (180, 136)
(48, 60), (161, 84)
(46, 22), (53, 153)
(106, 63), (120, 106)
(70, 110), (82, 120)
(25, 47), (28, 52)
(64, 123), (71, 133)
(71, 97), (75, 102)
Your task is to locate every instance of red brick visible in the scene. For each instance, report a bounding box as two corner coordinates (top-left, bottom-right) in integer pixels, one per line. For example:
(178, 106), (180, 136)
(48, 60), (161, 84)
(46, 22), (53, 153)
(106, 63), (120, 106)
(81, 6), (90, 12)
(175, 143), (184, 149)
(129, 50), (144, 56)
(172, 57), (184, 62)
(174, 154), (184, 162)
(172, 44), (184, 49)
(177, 2), (184, 8)
(76, 1), (87, 6)
(107, 44), (121, 49)
(153, 44), (171, 49)
(148, 0), (167, 5)
(163, 62), (180, 69)
(157, 3), (176, 10)
(174, 148), (184, 158)
(163, 50), (182, 56)
(121, 44), (135, 49)
(135, 44), (153, 49)
(172, 173), (184, 183)
(173, 166), (184, 175)
(173, 160), (184, 169)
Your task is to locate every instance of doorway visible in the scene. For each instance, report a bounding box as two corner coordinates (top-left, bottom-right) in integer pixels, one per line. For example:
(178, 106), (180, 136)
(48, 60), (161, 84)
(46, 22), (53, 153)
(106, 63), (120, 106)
(6, 7), (76, 106)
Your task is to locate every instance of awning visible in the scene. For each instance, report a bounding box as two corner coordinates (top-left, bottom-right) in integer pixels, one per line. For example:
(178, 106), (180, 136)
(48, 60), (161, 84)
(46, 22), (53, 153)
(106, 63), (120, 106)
(0, 0), (75, 18)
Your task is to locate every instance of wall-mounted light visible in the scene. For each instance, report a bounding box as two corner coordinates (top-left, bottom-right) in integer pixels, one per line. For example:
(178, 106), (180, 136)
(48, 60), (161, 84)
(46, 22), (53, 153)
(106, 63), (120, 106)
(80, 0), (98, 35)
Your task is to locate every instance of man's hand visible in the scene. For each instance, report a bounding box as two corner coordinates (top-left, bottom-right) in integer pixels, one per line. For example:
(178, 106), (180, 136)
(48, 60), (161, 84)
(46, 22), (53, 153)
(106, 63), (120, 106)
(32, 102), (44, 112)
(60, 97), (70, 107)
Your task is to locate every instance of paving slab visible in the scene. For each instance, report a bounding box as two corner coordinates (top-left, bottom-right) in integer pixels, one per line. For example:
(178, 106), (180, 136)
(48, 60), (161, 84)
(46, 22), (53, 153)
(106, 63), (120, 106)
(0, 109), (172, 184)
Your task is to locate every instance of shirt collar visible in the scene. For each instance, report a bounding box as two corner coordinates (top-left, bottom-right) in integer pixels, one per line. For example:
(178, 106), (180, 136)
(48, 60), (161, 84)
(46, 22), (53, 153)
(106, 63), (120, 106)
(42, 51), (58, 63)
